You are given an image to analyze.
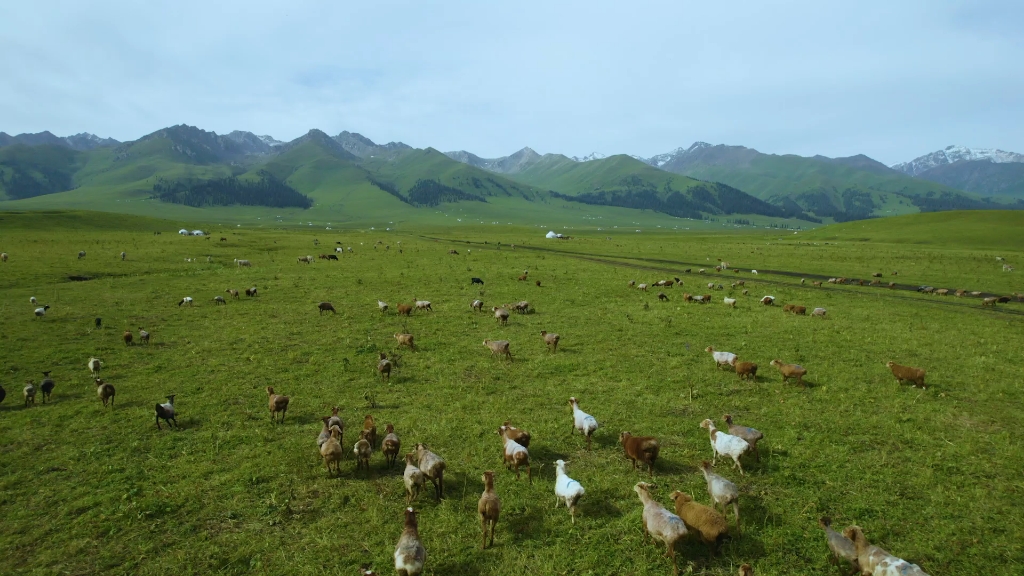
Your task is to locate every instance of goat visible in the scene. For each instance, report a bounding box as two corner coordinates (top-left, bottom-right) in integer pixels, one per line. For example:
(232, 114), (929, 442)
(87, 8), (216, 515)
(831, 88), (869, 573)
(484, 339), (512, 361)
(318, 302), (337, 315)
(155, 395), (177, 429)
(569, 397), (599, 449)
(634, 482), (688, 575)
(382, 424), (401, 468)
(620, 432), (660, 477)
(541, 330), (560, 353)
(266, 386), (289, 423)
(477, 471), (501, 549)
(394, 508), (427, 576)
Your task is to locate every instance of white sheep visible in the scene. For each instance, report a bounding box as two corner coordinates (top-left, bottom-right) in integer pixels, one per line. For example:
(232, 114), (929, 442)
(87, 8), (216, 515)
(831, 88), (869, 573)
(698, 460), (740, 531)
(723, 297), (736, 308)
(760, 295), (775, 305)
(34, 305), (50, 317)
(751, 270), (758, 275)
(554, 459), (585, 523)
(811, 307), (827, 318)
(30, 296), (37, 304)
(634, 482), (688, 575)
(700, 419), (751, 474)
(569, 397), (599, 449)
(178, 297), (193, 307)
(414, 299), (433, 311)
(378, 300), (389, 313)
(87, 357), (103, 375)
(705, 346), (737, 369)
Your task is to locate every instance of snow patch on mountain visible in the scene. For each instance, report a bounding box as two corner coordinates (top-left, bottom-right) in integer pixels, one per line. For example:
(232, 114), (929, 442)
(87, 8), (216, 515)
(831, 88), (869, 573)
(570, 152), (606, 162)
(258, 135), (284, 147)
(893, 145), (1024, 176)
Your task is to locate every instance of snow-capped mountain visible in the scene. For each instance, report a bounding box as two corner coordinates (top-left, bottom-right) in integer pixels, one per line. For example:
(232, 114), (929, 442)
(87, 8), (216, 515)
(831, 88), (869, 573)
(443, 147), (542, 174)
(258, 135), (284, 147)
(570, 152), (606, 162)
(641, 142), (714, 167)
(892, 145), (1024, 176)
(333, 131), (410, 158)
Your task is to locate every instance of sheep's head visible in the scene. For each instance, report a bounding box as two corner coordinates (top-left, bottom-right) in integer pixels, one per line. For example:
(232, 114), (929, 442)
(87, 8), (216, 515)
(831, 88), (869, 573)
(363, 415), (375, 426)
(329, 425), (342, 438)
(266, 386), (275, 396)
(705, 346), (714, 353)
(885, 361), (895, 369)
(633, 482), (656, 496)
(670, 491), (692, 504)
(405, 452), (417, 463)
(403, 507), (418, 527)
(738, 564), (753, 576)
(414, 443), (428, 453)
(481, 470), (494, 485)
(842, 526), (865, 545)
(619, 431), (632, 444)
(568, 396), (578, 408)
(819, 517), (831, 529)
(699, 460), (713, 471)
(723, 414), (734, 424)
(770, 359), (782, 367)
(699, 419), (714, 430)
(385, 423), (394, 434)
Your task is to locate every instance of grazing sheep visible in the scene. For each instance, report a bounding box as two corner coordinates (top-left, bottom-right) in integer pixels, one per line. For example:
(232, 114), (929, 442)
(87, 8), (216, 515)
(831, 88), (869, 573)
(377, 300), (389, 313)
(620, 432), (660, 477)
(885, 361), (926, 389)
(770, 359), (807, 387)
(698, 269), (706, 274)
(969, 291), (982, 297)
(234, 259), (252, 268)
(629, 280), (636, 287)
(226, 289), (239, 299)
(569, 397), (599, 449)
(213, 295), (226, 305)
(394, 333), (416, 350)
(705, 346), (738, 369)
(724, 297), (736, 308)
(23, 380), (36, 406)
(634, 482), (688, 575)
(734, 361), (758, 381)
(382, 424), (401, 468)
(40, 372), (55, 403)
(498, 425), (531, 482)
(0, 252), (7, 262)
(760, 295), (775, 306)
(318, 302), (337, 315)
(87, 357), (103, 375)
(484, 339), (512, 361)
(95, 378), (115, 408)
(120, 251), (126, 261)
(700, 419), (751, 474)
(670, 491), (729, 559)
(178, 297), (193, 307)
(637, 283), (649, 291)
(742, 289), (749, 296)
(377, 353), (392, 383)
(554, 459), (585, 523)
(34, 305), (50, 317)
(698, 460), (741, 531)
(354, 430), (373, 471)
(78, 250), (86, 259)
(297, 255), (314, 264)
(658, 292), (669, 301)
(812, 281), (822, 287)
(413, 299), (433, 311)
(683, 293), (693, 302)
(123, 330), (133, 346)
(362, 414), (378, 448)
(320, 425), (344, 475)
(266, 386), (289, 423)
(783, 304), (795, 313)
(541, 330), (560, 353)
(888, 282), (896, 289)
(478, 471), (501, 549)
(819, 517), (859, 574)
(471, 277), (484, 285)
(471, 299), (484, 311)
(812, 307), (827, 318)
(155, 395), (177, 430)
(397, 303), (412, 316)
(415, 443), (446, 500)
(935, 288), (949, 296)
(30, 296), (37, 304)
(723, 414), (763, 461)
(509, 300), (530, 314)
(394, 508), (427, 576)
(403, 453), (426, 504)
(448, 249), (459, 255)
(843, 526), (931, 576)
(245, 286), (258, 297)
(982, 296), (998, 306)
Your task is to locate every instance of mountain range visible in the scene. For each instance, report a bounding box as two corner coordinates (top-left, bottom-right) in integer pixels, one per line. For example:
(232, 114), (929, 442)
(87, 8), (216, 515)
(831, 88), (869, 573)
(1, 126), (1022, 226)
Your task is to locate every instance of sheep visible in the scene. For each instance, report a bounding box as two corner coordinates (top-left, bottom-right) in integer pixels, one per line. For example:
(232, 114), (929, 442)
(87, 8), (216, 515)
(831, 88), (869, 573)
(234, 259), (252, 267)
(415, 443), (446, 500)
(448, 249), (459, 255)
(637, 283), (649, 291)
(354, 430), (373, 471)
(982, 296), (998, 306)
(499, 425), (532, 482)
(569, 396), (599, 449)
(509, 300), (530, 314)
(95, 378), (115, 408)
(670, 491), (729, 559)
(120, 251), (126, 261)
(318, 302), (337, 315)
(722, 414), (763, 461)
(0, 384), (4, 405)
(698, 269), (706, 274)
(620, 432), (660, 477)
(843, 526), (931, 576)
(739, 564), (753, 576)
(397, 303), (412, 316)
(518, 272), (528, 281)
(734, 361), (758, 381)
(316, 416), (332, 448)
(320, 425), (344, 475)
(30, 296), (37, 304)
(484, 339), (512, 361)
(266, 386), (289, 423)
(887, 282), (896, 289)
(791, 305), (807, 315)
(634, 482), (688, 575)
(87, 357), (103, 375)
(245, 286), (258, 297)
(658, 292), (669, 301)
(478, 471), (501, 549)
(812, 307), (827, 318)
(724, 297), (736, 307)
(394, 333), (416, 350)
(553, 459), (586, 524)
(819, 517), (859, 574)
(698, 460), (740, 531)
(123, 330), (133, 346)
(23, 380), (36, 406)
(535, 280), (542, 287)
(40, 371), (55, 403)
(742, 289), (749, 296)
(413, 299), (433, 311)
(0, 252), (6, 262)
(760, 295), (775, 305)
(700, 419), (751, 474)
(683, 293), (693, 302)
(377, 352), (392, 383)
(226, 289), (239, 299)
(770, 359), (807, 387)
(78, 250), (86, 259)
(362, 414), (378, 448)
(377, 299), (388, 313)
(335, 247), (343, 253)
(969, 291), (982, 297)
(394, 507), (427, 576)
(471, 299), (484, 311)
(783, 304), (795, 313)
(178, 297), (193, 307)
(705, 346), (738, 370)
(935, 288), (949, 296)
(34, 305), (50, 317)
(379, 423), (402, 468)
(751, 269), (758, 275)
(470, 277), (484, 285)
(813, 281), (822, 287)
(541, 330), (560, 353)
(212, 295), (226, 305)
(403, 453), (426, 503)
(885, 361), (926, 389)
(500, 421), (531, 447)
(155, 395), (177, 429)
(297, 255), (313, 264)
(628, 280), (636, 287)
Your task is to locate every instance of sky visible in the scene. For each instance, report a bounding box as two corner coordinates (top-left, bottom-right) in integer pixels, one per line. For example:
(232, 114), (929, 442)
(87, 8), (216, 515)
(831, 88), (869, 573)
(2, 0), (1022, 165)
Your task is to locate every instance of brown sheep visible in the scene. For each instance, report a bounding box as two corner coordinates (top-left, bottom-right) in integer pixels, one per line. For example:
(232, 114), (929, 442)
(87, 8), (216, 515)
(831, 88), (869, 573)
(888, 282), (896, 289)
(935, 288), (949, 296)
(812, 281), (822, 287)
(95, 378), (115, 408)
(484, 339), (512, 361)
(382, 424), (401, 468)
(669, 491), (729, 559)
(377, 352), (392, 383)
(518, 273), (528, 281)
(885, 361), (926, 389)
(723, 414), (763, 461)
(782, 304), (795, 313)
(492, 307), (509, 325)
(535, 280), (542, 287)
(541, 330), (560, 353)
(791, 305), (806, 315)
(266, 386), (289, 423)
(123, 330), (133, 346)
(362, 414), (378, 448)
(395, 333), (416, 350)
(658, 292), (669, 301)
(477, 471), (501, 549)
(872, 272), (882, 277)
(397, 303), (413, 316)
(226, 289), (240, 299)
(739, 564), (753, 576)
(498, 425), (531, 482)
(354, 430), (373, 471)
(769, 359), (807, 387)
(619, 432), (660, 477)
(318, 302), (336, 315)
(501, 421), (531, 447)
(683, 293), (693, 302)
(734, 361), (757, 381)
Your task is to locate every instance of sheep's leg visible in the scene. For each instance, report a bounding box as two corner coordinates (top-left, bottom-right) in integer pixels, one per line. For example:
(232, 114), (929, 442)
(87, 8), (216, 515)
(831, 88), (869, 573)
(489, 519), (496, 547)
(586, 434), (592, 450)
(439, 474), (444, 499)
(527, 464), (532, 484)
(732, 502), (741, 533)
(667, 543), (679, 575)
(734, 457), (744, 475)
(569, 505), (576, 524)
(754, 443), (760, 462)
(156, 414), (161, 430)
(480, 517), (487, 549)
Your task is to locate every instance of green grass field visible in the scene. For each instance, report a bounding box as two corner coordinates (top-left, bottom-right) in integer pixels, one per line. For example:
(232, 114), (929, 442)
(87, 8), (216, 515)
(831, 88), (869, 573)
(1, 210), (1022, 575)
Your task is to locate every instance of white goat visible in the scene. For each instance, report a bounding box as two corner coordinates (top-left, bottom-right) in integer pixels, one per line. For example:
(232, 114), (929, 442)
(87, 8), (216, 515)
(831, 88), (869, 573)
(700, 419), (751, 474)
(554, 459), (585, 523)
(569, 397), (599, 449)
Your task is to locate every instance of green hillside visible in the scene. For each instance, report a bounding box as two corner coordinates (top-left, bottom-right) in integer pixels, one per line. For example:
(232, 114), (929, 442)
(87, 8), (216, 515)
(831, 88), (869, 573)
(0, 145), (85, 200)
(801, 209), (1024, 251)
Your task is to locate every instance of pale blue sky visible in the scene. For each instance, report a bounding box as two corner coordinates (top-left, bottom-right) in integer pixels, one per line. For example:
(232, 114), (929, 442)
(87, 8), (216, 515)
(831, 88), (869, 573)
(2, 0), (1021, 164)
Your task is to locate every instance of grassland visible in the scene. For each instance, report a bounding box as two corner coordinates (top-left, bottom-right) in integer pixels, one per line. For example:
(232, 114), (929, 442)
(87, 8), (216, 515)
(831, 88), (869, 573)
(1, 210), (1022, 575)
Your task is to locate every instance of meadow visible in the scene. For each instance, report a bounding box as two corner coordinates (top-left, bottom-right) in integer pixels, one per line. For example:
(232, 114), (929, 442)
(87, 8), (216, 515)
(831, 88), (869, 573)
(1, 210), (1022, 575)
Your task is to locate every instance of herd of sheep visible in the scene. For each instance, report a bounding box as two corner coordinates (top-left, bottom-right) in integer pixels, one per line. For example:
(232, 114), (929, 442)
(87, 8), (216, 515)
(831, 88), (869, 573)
(10, 242), (1007, 576)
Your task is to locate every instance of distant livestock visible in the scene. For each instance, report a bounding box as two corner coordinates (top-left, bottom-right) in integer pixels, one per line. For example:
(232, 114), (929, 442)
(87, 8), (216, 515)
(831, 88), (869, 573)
(471, 277), (484, 285)
(78, 251), (86, 259)
(234, 259), (252, 267)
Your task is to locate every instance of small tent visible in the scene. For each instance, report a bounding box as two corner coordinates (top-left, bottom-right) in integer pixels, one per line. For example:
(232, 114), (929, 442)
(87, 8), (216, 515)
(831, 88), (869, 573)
(545, 231), (563, 239)
(178, 229), (189, 235)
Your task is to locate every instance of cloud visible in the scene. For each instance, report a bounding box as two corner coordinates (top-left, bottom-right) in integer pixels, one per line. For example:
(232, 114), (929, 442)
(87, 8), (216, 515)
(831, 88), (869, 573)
(1, 0), (1021, 164)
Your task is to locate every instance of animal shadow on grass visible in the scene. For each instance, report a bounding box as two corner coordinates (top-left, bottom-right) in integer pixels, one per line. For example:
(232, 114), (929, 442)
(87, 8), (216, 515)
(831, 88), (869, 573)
(430, 558), (483, 576)
(577, 485), (624, 520)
